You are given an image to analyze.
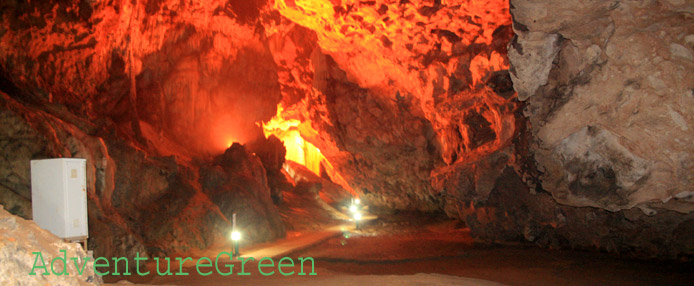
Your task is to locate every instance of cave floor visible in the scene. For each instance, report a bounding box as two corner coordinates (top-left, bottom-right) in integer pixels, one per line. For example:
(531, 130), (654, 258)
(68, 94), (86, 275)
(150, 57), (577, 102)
(109, 213), (694, 286)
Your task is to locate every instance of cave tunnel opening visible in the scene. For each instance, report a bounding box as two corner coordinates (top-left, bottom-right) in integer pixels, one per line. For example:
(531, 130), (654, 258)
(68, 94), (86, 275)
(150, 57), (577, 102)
(0, 0), (693, 285)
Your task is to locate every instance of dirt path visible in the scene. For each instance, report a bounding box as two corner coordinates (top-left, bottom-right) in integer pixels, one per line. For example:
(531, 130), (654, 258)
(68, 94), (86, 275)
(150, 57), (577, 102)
(106, 213), (693, 286)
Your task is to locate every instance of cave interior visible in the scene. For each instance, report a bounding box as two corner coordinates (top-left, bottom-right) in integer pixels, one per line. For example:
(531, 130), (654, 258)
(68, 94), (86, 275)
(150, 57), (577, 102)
(0, 0), (693, 285)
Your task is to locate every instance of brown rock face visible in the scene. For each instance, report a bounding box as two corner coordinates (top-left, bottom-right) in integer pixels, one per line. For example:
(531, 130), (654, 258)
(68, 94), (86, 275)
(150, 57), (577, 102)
(507, 0), (694, 256)
(0, 0), (280, 154)
(0, 206), (100, 285)
(201, 142), (285, 242)
(0, 91), (286, 263)
(509, 0), (694, 213)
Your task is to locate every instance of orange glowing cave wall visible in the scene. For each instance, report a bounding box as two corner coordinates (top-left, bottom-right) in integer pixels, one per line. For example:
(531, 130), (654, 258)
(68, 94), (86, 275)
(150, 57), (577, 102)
(262, 0), (515, 203)
(268, 0), (516, 163)
(131, 0), (512, 168)
(272, 0), (511, 93)
(261, 105), (322, 173)
(278, 4), (508, 130)
(129, 0), (512, 198)
(262, 105), (356, 195)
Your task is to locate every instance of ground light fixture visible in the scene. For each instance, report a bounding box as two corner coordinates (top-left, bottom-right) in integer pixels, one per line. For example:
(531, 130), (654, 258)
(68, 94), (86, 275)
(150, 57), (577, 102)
(230, 230), (241, 257)
(231, 231), (241, 241)
(231, 212), (241, 258)
(354, 212), (362, 230)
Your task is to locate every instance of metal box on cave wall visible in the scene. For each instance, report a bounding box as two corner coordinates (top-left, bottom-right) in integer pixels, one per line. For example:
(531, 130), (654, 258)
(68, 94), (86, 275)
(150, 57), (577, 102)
(30, 158), (88, 240)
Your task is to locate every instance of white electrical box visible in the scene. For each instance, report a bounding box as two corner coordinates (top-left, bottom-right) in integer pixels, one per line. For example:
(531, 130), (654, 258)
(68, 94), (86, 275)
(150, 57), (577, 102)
(31, 158), (88, 240)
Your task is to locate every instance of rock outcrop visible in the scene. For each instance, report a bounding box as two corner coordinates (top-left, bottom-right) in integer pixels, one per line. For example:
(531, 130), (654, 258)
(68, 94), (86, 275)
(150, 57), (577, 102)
(268, 0), (694, 257)
(509, 0), (694, 214)
(280, 160), (352, 231)
(0, 205), (100, 285)
(200, 143), (286, 242)
(266, 0), (517, 212)
(504, 0), (694, 256)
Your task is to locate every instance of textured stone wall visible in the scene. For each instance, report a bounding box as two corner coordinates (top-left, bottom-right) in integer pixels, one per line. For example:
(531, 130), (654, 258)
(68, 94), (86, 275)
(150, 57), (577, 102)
(0, 205), (100, 285)
(505, 0), (694, 257)
(267, 0), (517, 211)
(509, 0), (694, 215)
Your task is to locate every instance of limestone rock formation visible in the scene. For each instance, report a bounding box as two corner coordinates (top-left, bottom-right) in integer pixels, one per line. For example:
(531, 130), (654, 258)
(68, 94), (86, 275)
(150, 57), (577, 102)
(200, 143), (286, 242)
(504, 0), (694, 256)
(0, 205), (100, 285)
(266, 0), (517, 211)
(508, 0), (694, 214)
(248, 135), (291, 204)
(0, 0), (289, 263)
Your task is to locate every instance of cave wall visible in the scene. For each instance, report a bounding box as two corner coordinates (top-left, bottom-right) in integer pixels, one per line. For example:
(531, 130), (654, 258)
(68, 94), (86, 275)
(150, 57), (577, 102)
(266, 0), (694, 257)
(0, 91), (286, 263)
(267, 0), (517, 211)
(0, 0), (280, 154)
(505, 0), (694, 257)
(0, 0), (287, 262)
(509, 0), (694, 214)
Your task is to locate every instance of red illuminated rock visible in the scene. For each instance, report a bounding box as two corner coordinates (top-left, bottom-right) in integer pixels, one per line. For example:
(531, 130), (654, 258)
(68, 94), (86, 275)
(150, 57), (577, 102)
(266, 0), (517, 211)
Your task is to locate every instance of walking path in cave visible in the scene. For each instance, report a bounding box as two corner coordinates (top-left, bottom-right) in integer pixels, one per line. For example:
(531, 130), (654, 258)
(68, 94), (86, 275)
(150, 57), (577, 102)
(184, 223), (355, 266)
(107, 212), (693, 286)
(175, 213), (377, 266)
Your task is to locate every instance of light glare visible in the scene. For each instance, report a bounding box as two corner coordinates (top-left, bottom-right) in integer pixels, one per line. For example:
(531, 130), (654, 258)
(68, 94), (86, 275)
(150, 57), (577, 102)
(231, 231), (241, 241)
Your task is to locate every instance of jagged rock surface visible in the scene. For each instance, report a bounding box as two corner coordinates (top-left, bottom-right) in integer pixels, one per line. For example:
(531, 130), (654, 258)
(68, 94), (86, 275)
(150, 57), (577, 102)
(509, 0), (694, 213)
(267, 0), (517, 211)
(504, 0), (694, 256)
(0, 205), (100, 285)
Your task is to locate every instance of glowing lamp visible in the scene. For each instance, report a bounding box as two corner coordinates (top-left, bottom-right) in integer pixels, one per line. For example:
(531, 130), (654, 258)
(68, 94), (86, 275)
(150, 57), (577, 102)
(349, 204), (358, 213)
(355, 198), (361, 205)
(231, 231), (241, 241)
(354, 212), (362, 221)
